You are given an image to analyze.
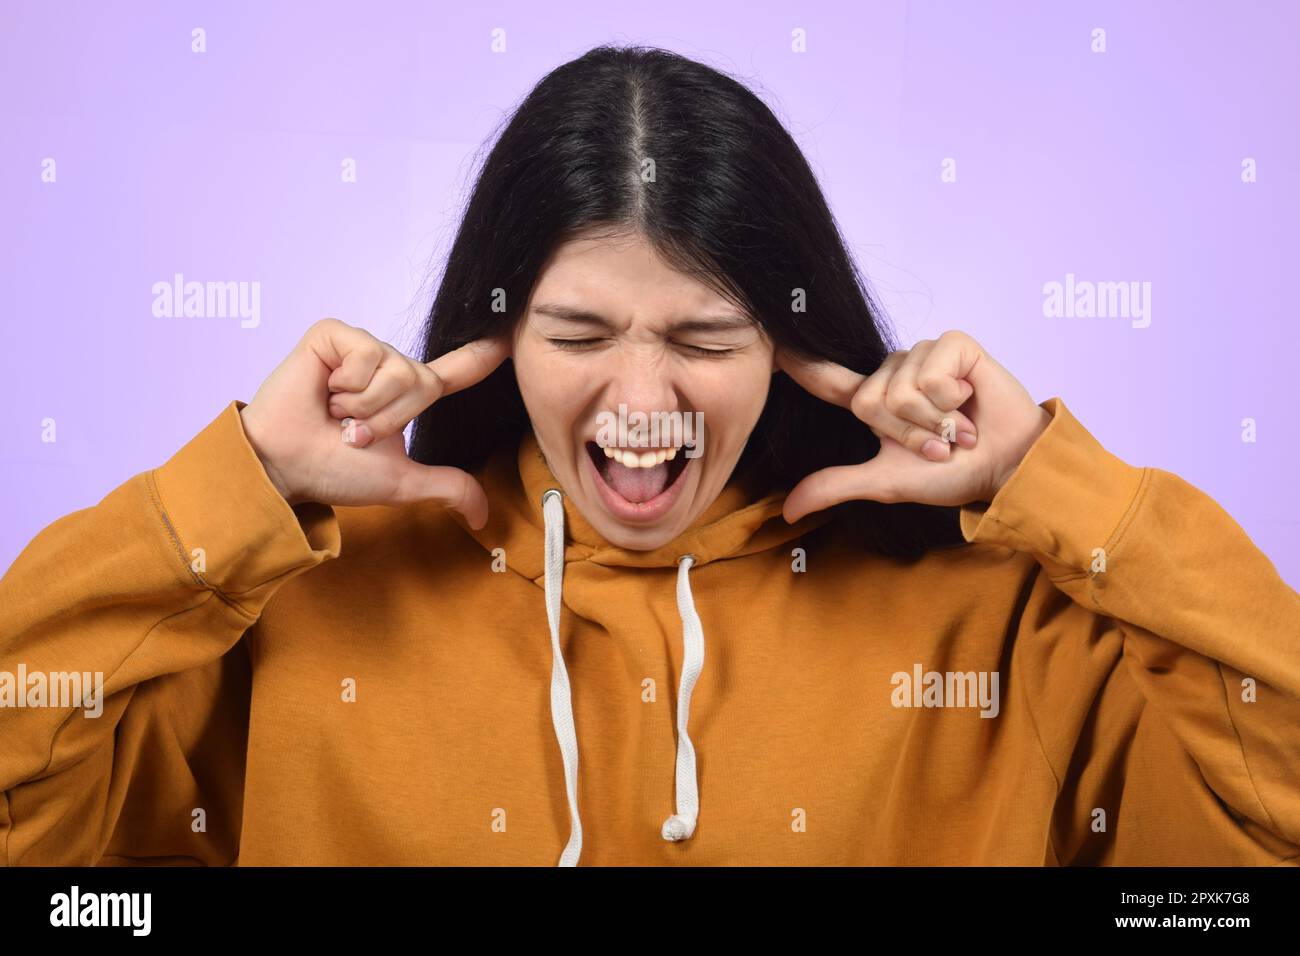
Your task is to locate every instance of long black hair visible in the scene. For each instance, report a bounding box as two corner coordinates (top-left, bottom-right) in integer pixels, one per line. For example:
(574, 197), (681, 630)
(409, 44), (963, 558)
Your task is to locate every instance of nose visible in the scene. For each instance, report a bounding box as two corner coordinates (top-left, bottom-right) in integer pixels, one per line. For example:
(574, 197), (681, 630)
(599, 344), (683, 433)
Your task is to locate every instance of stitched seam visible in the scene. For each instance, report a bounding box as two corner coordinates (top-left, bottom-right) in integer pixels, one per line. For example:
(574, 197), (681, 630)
(1214, 659), (1282, 837)
(971, 513), (1085, 587)
(146, 470), (205, 588)
(1082, 467), (1153, 615)
(1023, 685), (1064, 865)
(1097, 468), (1154, 568)
(146, 469), (262, 619)
(1014, 572), (1066, 866)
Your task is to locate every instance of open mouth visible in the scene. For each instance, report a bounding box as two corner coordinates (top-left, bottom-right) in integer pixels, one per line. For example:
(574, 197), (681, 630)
(586, 440), (691, 504)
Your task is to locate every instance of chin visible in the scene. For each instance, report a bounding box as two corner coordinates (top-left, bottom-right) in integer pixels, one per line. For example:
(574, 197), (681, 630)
(588, 519), (684, 552)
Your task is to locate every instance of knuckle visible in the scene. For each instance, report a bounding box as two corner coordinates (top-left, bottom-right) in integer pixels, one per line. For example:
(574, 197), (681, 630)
(425, 365), (448, 398)
(898, 390), (927, 417)
(313, 316), (348, 338)
(353, 334), (384, 360)
(353, 343), (382, 369)
(398, 360), (420, 387)
(916, 371), (947, 397)
(338, 321), (376, 344)
(850, 385), (877, 421)
(415, 362), (444, 396)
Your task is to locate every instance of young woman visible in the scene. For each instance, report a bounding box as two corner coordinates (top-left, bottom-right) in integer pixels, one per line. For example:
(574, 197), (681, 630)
(2, 45), (1297, 868)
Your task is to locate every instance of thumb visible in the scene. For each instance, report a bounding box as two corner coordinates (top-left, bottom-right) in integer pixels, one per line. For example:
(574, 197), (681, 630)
(782, 459), (901, 523)
(385, 460), (490, 529)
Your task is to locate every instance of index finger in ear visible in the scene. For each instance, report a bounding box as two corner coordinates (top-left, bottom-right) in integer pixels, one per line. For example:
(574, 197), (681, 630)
(425, 335), (512, 400)
(774, 344), (868, 410)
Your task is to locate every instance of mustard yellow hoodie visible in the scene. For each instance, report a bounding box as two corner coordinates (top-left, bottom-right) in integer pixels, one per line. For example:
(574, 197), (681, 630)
(1, 396), (1298, 866)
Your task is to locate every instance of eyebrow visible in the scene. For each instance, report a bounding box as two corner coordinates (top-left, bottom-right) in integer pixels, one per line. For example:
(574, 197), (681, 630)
(530, 303), (755, 335)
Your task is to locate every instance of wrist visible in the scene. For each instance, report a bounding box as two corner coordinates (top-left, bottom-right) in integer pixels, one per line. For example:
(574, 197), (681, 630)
(238, 406), (298, 503)
(989, 405), (1053, 499)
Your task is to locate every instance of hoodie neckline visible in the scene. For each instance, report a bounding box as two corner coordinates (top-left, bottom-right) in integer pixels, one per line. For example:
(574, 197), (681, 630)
(462, 429), (832, 579)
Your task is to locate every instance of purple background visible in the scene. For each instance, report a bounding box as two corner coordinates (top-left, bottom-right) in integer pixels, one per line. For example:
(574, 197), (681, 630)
(1, 0), (1296, 587)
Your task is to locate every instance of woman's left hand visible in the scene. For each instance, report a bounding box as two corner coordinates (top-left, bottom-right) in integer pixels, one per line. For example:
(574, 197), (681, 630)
(776, 330), (1052, 522)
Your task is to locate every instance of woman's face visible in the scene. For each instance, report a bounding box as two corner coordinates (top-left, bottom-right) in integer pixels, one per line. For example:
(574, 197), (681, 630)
(511, 228), (775, 551)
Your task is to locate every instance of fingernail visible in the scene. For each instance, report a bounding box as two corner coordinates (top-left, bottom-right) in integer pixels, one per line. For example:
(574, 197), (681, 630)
(340, 418), (373, 447)
(957, 430), (977, 448)
(921, 438), (949, 460)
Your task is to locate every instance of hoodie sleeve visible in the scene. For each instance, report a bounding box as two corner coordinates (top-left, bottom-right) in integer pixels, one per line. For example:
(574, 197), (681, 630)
(958, 397), (1300, 866)
(0, 401), (340, 865)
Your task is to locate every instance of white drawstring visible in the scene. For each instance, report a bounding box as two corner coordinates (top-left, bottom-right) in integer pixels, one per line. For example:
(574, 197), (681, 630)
(541, 487), (705, 866)
(662, 553), (704, 843)
(542, 489), (583, 866)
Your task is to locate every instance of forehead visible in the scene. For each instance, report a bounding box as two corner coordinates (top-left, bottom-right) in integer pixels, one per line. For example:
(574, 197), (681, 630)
(527, 230), (745, 322)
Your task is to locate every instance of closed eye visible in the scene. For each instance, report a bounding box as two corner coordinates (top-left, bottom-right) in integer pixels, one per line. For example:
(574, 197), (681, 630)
(678, 344), (738, 357)
(547, 338), (606, 350)
(547, 338), (737, 357)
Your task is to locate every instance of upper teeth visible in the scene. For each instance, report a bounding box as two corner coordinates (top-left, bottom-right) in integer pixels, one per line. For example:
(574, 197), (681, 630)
(602, 445), (679, 469)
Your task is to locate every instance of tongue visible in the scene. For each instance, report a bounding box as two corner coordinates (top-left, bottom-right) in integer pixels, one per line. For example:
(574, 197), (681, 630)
(603, 457), (670, 503)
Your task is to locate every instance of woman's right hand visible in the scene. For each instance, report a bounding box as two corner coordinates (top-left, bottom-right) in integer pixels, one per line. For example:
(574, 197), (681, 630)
(238, 317), (510, 528)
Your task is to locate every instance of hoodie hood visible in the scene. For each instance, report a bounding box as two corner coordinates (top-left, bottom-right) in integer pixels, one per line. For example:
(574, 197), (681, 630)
(460, 429), (832, 865)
